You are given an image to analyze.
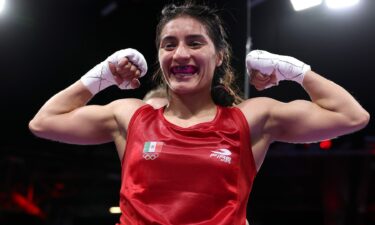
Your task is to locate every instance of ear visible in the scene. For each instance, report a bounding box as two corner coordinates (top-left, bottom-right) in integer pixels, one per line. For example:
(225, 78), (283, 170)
(216, 51), (224, 67)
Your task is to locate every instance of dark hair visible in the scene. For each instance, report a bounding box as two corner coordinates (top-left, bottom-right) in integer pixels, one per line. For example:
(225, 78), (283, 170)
(153, 0), (243, 106)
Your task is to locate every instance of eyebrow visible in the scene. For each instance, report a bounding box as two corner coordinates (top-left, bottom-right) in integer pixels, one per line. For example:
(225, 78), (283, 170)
(160, 34), (207, 42)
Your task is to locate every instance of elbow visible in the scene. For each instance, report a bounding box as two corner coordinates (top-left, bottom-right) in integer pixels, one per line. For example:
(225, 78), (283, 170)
(350, 109), (370, 131)
(360, 110), (370, 128)
(28, 118), (40, 136)
(28, 117), (47, 138)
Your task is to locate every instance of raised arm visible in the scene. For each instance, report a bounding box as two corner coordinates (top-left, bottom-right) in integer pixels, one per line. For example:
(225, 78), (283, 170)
(242, 50), (369, 144)
(268, 70), (369, 143)
(29, 49), (147, 145)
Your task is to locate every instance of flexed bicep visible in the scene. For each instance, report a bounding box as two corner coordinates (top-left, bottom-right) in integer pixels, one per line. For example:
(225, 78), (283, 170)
(268, 100), (360, 144)
(245, 50), (369, 144)
(29, 48), (149, 145)
(29, 101), (118, 145)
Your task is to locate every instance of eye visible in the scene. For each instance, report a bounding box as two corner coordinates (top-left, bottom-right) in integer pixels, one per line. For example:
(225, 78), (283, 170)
(161, 42), (176, 51)
(165, 43), (175, 49)
(189, 41), (204, 49)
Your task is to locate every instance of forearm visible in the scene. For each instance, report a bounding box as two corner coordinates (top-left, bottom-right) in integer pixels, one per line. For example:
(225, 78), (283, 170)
(30, 81), (92, 123)
(35, 48), (147, 118)
(302, 71), (369, 128)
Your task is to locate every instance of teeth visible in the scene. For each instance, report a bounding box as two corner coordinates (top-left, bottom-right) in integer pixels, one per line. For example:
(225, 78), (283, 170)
(176, 73), (191, 76)
(172, 65), (197, 74)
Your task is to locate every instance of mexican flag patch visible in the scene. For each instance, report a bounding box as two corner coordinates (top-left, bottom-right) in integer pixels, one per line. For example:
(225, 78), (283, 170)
(143, 141), (164, 153)
(143, 142), (164, 160)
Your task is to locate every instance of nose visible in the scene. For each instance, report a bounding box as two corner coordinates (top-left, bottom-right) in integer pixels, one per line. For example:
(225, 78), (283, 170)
(173, 44), (190, 62)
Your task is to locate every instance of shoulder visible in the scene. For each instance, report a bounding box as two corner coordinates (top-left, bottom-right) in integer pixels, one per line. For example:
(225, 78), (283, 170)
(235, 97), (284, 135)
(109, 98), (146, 112)
(236, 97), (281, 116)
(108, 98), (147, 128)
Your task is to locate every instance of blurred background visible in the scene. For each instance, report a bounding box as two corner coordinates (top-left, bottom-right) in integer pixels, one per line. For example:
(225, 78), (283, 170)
(0, 0), (374, 224)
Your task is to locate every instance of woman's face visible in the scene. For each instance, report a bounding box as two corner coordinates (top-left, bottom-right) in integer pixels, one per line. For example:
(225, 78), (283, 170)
(158, 16), (223, 95)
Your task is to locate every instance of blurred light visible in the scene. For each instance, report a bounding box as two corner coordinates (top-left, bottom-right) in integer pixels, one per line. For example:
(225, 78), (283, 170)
(326, 0), (360, 9)
(12, 192), (46, 219)
(109, 206), (121, 214)
(0, 0), (5, 14)
(290, 0), (323, 11)
(101, 1), (118, 17)
(320, 139), (332, 150)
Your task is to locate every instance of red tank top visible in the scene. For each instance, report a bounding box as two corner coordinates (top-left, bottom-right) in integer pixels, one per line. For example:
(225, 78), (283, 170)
(118, 105), (256, 225)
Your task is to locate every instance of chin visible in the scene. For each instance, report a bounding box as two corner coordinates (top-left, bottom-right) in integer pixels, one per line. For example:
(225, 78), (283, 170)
(167, 76), (208, 94)
(170, 87), (192, 95)
(172, 85), (209, 96)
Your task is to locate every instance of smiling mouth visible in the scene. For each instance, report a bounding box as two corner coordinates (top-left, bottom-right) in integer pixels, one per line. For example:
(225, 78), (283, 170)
(170, 65), (198, 76)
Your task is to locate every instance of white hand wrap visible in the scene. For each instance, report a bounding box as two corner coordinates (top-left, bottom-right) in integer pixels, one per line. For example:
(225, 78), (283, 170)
(246, 50), (311, 87)
(80, 48), (147, 95)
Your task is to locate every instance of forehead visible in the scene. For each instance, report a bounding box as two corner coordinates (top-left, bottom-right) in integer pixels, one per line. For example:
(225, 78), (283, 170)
(160, 16), (209, 39)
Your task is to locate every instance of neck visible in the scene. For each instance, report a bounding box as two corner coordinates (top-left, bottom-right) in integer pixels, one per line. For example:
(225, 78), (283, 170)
(165, 90), (216, 119)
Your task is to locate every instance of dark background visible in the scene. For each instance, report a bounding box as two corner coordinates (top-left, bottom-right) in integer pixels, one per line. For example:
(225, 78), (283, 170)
(0, 0), (374, 224)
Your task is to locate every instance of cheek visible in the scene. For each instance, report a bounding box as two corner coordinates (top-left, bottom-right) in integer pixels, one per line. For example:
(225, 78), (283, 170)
(206, 55), (220, 72)
(158, 51), (164, 67)
(159, 52), (171, 72)
(158, 55), (170, 82)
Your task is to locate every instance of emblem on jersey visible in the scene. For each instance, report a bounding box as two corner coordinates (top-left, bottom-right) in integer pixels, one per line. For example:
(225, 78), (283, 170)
(210, 149), (232, 164)
(143, 141), (164, 160)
